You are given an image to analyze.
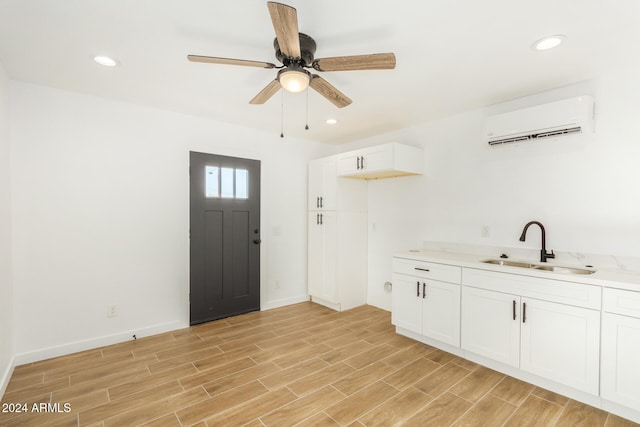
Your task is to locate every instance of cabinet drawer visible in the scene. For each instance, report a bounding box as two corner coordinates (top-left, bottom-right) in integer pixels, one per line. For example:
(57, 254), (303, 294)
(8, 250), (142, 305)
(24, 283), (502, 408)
(393, 257), (461, 284)
(603, 288), (640, 318)
(462, 268), (601, 310)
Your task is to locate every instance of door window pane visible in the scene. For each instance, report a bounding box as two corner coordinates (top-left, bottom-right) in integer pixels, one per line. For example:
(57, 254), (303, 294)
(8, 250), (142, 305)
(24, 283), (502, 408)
(236, 169), (248, 199)
(205, 166), (219, 198)
(221, 167), (234, 198)
(206, 166), (249, 199)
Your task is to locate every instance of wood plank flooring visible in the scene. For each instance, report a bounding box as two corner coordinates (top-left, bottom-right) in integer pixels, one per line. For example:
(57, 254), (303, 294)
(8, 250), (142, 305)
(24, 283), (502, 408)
(1, 302), (638, 427)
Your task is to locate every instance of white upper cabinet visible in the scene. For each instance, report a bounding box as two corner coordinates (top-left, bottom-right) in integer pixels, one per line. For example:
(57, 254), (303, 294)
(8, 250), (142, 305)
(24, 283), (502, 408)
(336, 143), (423, 179)
(308, 156), (337, 211)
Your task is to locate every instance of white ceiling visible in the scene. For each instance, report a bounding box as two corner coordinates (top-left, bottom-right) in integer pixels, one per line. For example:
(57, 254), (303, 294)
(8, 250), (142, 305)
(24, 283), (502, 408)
(0, 0), (637, 144)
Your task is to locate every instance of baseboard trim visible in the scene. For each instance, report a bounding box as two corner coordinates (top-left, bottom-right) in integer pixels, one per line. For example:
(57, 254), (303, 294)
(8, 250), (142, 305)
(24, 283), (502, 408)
(0, 355), (16, 400)
(261, 295), (310, 311)
(13, 321), (188, 366)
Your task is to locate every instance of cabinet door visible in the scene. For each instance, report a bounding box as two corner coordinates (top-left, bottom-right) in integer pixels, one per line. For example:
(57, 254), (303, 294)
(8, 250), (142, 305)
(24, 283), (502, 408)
(336, 153), (361, 176)
(461, 286), (520, 367)
(308, 157), (336, 210)
(601, 313), (640, 407)
(391, 274), (422, 334)
(423, 280), (460, 347)
(360, 145), (393, 172)
(308, 212), (337, 303)
(337, 145), (393, 177)
(520, 298), (600, 394)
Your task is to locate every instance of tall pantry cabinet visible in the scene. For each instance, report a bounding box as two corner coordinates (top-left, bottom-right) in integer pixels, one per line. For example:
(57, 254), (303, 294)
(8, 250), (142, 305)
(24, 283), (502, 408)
(307, 155), (367, 311)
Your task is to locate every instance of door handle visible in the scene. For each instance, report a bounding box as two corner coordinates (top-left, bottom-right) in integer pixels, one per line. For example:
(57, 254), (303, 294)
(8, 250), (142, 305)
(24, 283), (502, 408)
(253, 239), (261, 244)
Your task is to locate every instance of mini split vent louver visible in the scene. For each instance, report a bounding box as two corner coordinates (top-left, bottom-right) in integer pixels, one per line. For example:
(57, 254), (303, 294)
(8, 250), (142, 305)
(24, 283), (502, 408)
(484, 96), (594, 146)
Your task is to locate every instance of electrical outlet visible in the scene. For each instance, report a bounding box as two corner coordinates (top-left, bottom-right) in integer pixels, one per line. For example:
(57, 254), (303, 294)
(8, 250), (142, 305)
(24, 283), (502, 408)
(481, 225), (490, 238)
(107, 304), (118, 318)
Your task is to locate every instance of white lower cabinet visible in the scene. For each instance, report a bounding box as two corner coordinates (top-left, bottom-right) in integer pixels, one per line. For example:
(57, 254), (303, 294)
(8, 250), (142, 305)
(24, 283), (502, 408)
(461, 279), (600, 394)
(519, 297), (600, 395)
(601, 288), (640, 409)
(391, 274), (423, 334)
(461, 286), (520, 367)
(392, 256), (640, 423)
(392, 258), (461, 347)
(308, 211), (337, 303)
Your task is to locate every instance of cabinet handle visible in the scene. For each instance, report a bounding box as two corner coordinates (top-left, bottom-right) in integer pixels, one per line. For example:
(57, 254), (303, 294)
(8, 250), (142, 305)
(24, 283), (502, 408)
(316, 197), (320, 208)
(320, 213), (323, 225)
(320, 197), (323, 208)
(522, 302), (527, 323)
(416, 281), (420, 297)
(422, 283), (426, 299)
(513, 300), (516, 320)
(356, 156), (361, 170)
(414, 267), (430, 272)
(360, 156), (365, 169)
(316, 213), (319, 225)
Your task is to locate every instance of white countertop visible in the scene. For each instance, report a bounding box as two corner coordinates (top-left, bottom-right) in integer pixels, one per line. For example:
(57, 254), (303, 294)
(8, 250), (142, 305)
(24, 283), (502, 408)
(394, 249), (640, 292)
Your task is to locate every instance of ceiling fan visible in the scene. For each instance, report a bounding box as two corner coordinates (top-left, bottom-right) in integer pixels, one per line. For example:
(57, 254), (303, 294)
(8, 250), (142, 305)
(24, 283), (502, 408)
(187, 1), (396, 108)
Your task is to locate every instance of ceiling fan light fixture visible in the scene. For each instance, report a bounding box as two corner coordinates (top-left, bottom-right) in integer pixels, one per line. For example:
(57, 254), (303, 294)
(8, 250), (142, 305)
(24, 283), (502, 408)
(278, 67), (310, 93)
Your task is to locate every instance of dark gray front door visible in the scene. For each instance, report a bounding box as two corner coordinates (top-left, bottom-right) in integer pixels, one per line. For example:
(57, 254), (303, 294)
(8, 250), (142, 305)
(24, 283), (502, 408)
(189, 151), (261, 325)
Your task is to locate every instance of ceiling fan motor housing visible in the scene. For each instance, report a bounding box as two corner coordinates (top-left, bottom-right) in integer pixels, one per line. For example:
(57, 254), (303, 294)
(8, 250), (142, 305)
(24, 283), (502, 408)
(274, 33), (317, 66)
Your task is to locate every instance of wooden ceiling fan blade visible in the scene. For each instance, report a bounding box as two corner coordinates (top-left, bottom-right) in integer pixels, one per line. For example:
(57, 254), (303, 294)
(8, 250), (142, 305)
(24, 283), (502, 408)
(267, 2), (301, 58)
(188, 55), (276, 69)
(309, 75), (352, 108)
(249, 79), (282, 105)
(313, 53), (396, 72)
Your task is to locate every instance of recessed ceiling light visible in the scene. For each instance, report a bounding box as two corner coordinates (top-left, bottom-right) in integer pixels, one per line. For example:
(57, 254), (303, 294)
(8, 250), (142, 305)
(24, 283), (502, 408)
(93, 55), (119, 67)
(531, 35), (566, 51)
(326, 118), (338, 125)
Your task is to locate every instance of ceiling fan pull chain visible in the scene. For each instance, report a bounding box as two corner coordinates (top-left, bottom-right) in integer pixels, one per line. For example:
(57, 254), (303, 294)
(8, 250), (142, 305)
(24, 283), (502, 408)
(280, 89), (285, 138)
(305, 87), (309, 130)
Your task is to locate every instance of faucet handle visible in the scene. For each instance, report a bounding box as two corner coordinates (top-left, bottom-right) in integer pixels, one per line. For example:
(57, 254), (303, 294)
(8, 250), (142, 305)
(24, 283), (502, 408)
(547, 249), (555, 259)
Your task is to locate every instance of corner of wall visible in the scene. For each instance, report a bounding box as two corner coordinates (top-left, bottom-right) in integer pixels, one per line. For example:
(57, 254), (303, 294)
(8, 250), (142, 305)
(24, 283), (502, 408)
(0, 60), (15, 399)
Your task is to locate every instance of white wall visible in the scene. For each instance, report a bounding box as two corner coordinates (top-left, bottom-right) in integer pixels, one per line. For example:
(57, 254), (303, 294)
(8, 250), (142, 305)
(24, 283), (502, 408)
(9, 82), (326, 362)
(348, 77), (640, 310)
(0, 63), (14, 396)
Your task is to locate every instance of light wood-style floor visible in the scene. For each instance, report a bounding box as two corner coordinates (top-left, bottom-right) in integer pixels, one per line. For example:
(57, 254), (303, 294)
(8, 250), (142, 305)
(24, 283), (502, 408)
(1, 302), (638, 427)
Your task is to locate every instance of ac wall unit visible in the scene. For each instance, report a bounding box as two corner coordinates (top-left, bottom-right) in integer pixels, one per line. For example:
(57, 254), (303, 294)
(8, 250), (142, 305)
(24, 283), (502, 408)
(485, 95), (594, 146)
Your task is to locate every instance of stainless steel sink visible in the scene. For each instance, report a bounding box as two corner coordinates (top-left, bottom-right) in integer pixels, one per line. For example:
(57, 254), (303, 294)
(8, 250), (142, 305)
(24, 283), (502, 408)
(532, 265), (596, 275)
(481, 259), (536, 268)
(481, 259), (596, 275)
